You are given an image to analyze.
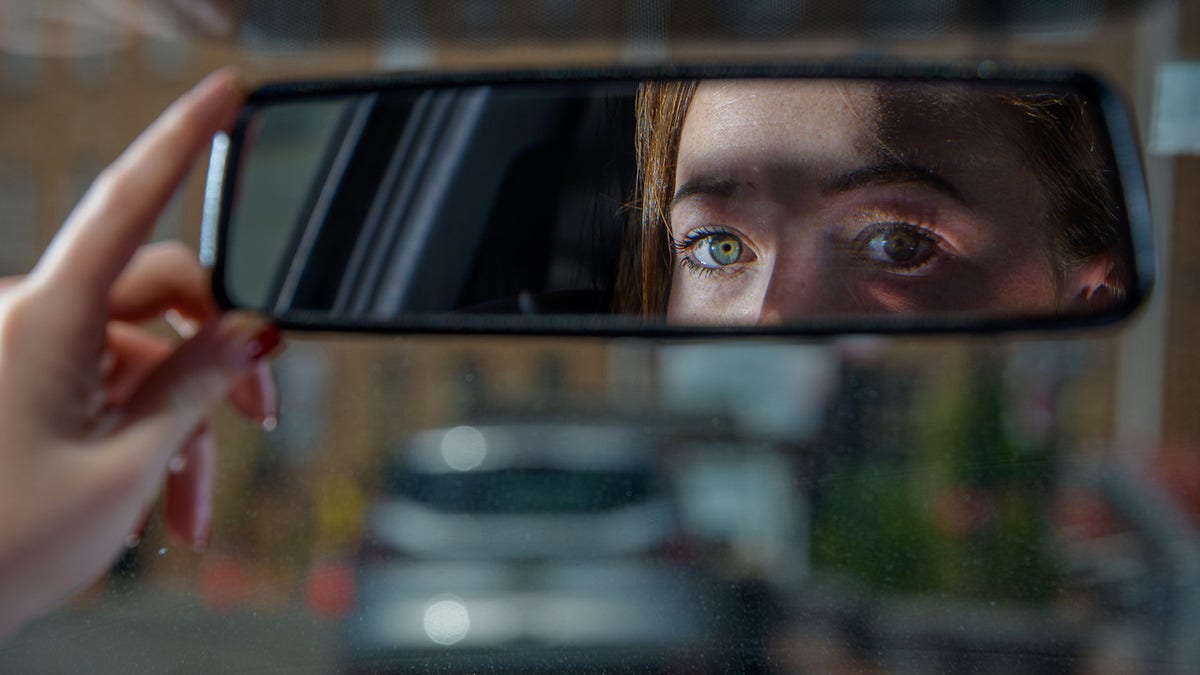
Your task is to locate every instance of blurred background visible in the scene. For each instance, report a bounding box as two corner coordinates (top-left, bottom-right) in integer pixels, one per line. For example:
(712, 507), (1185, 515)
(1, 0), (1199, 672)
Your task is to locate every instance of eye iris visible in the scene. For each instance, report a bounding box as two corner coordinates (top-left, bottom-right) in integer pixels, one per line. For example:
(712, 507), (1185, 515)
(707, 234), (742, 265)
(882, 230), (920, 262)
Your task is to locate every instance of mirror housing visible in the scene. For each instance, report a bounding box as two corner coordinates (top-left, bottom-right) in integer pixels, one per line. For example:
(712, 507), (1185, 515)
(202, 62), (1154, 336)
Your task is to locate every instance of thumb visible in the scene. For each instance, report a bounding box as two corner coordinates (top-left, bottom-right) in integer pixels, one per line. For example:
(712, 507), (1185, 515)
(103, 313), (280, 482)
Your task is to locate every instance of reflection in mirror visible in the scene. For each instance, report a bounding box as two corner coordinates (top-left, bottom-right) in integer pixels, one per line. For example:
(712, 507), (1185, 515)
(216, 76), (1140, 330)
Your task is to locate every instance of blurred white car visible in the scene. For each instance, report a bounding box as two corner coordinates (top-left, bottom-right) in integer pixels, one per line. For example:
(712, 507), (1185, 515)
(342, 423), (750, 672)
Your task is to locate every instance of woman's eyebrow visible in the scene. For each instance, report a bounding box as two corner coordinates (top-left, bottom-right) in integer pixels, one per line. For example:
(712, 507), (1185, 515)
(821, 162), (965, 202)
(674, 163), (964, 209)
(671, 177), (742, 209)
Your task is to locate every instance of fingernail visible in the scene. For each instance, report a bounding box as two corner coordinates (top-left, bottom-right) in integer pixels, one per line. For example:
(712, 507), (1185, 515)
(222, 315), (282, 368)
(261, 415), (278, 432)
(168, 453), (188, 474)
(246, 325), (281, 363)
(125, 533), (141, 549)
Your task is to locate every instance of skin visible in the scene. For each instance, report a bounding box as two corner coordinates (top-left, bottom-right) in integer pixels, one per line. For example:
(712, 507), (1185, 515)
(0, 70), (281, 637)
(666, 79), (1087, 325)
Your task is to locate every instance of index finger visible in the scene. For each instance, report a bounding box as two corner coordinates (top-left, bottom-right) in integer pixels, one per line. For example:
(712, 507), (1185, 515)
(30, 69), (244, 304)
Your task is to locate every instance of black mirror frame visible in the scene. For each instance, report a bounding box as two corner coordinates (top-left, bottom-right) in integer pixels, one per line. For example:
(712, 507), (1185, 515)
(202, 59), (1154, 338)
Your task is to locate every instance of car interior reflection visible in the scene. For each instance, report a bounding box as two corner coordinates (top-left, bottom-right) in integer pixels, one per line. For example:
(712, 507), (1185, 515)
(215, 74), (1141, 330)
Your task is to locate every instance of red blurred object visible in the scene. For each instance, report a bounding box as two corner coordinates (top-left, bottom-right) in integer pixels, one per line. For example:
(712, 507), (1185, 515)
(1053, 488), (1122, 540)
(305, 559), (357, 620)
(931, 486), (992, 539)
(198, 554), (251, 611)
(1152, 446), (1200, 523)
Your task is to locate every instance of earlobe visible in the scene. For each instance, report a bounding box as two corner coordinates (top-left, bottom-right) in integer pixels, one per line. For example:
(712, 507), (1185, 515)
(1065, 254), (1121, 313)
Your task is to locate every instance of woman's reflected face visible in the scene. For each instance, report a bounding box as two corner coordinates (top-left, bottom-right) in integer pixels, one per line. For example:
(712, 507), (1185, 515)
(665, 80), (1067, 325)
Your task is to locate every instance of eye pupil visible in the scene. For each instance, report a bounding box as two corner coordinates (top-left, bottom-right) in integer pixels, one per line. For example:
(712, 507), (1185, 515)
(883, 231), (919, 262)
(707, 234), (742, 265)
(859, 223), (936, 270)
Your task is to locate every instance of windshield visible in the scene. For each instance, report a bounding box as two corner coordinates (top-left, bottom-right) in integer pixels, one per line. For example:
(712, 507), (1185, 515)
(1, 2), (1198, 673)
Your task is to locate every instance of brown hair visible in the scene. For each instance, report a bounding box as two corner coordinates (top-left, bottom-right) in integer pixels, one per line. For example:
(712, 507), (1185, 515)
(615, 79), (1127, 316)
(614, 80), (699, 315)
(1000, 91), (1125, 292)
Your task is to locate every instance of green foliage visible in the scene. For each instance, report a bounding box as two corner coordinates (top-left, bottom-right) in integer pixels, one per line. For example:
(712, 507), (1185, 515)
(812, 466), (940, 593)
(811, 354), (1061, 603)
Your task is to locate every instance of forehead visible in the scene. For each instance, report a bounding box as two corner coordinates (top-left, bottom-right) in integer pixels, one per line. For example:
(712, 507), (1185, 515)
(873, 83), (1029, 164)
(677, 79), (883, 172)
(674, 79), (1036, 205)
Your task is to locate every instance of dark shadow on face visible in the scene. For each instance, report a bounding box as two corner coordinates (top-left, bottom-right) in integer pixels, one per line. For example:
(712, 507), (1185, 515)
(665, 79), (1123, 326)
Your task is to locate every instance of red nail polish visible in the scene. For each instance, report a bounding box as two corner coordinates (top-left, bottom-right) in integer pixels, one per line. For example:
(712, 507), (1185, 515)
(245, 325), (281, 362)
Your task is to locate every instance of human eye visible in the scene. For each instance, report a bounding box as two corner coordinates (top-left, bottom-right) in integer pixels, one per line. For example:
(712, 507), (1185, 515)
(853, 222), (942, 273)
(672, 227), (754, 276)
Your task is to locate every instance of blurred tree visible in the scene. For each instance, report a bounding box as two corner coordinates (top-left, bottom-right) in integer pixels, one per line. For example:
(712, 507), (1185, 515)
(813, 349), (1061, 603)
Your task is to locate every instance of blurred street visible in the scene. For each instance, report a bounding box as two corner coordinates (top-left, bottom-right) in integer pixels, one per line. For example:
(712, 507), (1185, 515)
(0, 587), (337, 675)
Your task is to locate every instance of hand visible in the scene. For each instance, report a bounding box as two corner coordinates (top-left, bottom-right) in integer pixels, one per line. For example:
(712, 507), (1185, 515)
(0, 69), (281, 637)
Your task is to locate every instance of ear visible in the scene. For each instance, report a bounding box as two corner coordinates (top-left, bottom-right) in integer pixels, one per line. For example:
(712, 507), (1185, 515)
(1064, 254), (1121, 313)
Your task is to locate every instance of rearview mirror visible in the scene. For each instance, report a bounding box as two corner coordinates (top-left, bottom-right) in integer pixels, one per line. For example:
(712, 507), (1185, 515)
(203, 64), (1153, 335)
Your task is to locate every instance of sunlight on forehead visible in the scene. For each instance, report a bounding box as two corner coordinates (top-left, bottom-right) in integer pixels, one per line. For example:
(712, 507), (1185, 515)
(676, 79), (883, 190)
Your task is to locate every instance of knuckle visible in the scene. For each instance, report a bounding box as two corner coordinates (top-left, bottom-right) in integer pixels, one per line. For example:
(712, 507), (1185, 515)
(0, 275), (22, 296)
(90, 163), (124, 198)
(145, 240), (196, 265)
(166, 367), (228, 419)
(87, 166), (132, 213)
(89, 161), (149, 217)
(0, 291), (37, 351)
(86, 430), (158, 503)
(96, 451), (149, 499)
(128, 241), (208, 305)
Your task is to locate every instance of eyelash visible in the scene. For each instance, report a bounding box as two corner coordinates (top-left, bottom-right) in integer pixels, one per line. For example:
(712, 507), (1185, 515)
(669, 215), (947, 279)
(851, 220), (945, 273)
(671, 226), (747, 279)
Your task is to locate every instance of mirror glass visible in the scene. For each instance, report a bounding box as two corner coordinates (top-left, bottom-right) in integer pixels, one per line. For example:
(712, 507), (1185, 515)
(213, 75), (1146, 332)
